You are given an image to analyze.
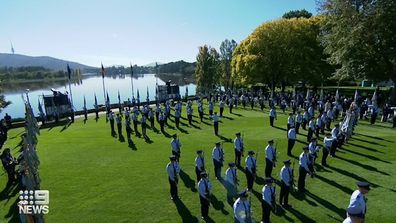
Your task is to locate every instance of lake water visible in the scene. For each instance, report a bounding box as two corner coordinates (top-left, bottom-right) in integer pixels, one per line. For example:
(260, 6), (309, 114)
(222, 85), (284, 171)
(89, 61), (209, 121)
(1, 74), (196, 118)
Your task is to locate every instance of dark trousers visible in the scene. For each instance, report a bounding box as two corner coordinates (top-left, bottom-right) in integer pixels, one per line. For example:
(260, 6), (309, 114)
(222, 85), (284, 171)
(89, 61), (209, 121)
(371, 113), (377, 124)
(155, 112), (159, 122)
(150, 117), (154, 128)
(126, 126), (131, 139)
(133, 121), (138, 134)
(287, 139), (295, 155)
(393, 116), (396, 128)
(315, 126), (320, 138)
(141, 123), (146, 136)
(261, 201), (271, 223)
(302, 120), (307, 130)
(169, 178), (178, 198)
(330, 141), (337, 156)
(188, 115), (192, 125)
(175, 117), (180, 128)
(235, 150), (242, 167)
(265, 158), (273, 178)
(270, 116), (274, 127)
(279, 181), (290, 205)
(195, 166), (203, 182)
(213, 159), (222, 179)
(298, 166), (308, 192)
(230, 105), (233, 113)
(326, 120), (331, 130)
(322, 147), (329, 166)
(172, 151), (180, 162)
(117, 123), (122, 136)
(209, 110), (213, 116)
(307, 128), (313, 142)
(160, 120), (164, 132)
(95, 110), (99, 119)
(200, 195), (210, 218)
(214, 121), (219, 135)
(245, 169), (254, 190)
(199, 112), (203, 122)
(110, 120), (115, 133)
(295, 122), (301, 134)
(220, 107), (224, 116)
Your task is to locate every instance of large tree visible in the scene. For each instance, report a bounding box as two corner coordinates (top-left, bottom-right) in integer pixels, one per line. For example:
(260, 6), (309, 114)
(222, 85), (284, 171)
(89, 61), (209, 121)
(231, 16), (332, 92)
(195, 45), (220, 94)
(320, 0), (396, 101)
(219, 39), (237, 90)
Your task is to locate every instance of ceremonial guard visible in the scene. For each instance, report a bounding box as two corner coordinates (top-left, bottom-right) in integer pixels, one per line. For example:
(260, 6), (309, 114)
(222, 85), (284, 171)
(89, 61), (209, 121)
(287, 113), (294, 131)
(234, 132), (244, 167)
(212, 142), (224, 180)
(322, 133), (333, 166)
(198, 172), (212, 220)
(233, 190), (252, 223)
(198, 101), (204, 122)
(187, 106), (193, 125)
(265, 140), (276, 178)
(269, 107), (277, 127)
(125, 116), (132, 141)
(141, 114), (147, 137)
(245, 151), (256, 191)
(261, 178), (276, 223)
(279, 160), (293, 208)
(225, 162), (238, 205)
(331, 123), (341, 156)
(307, 117), (315, 142)
(174, 108), (181, 128)
(302, 110), (309, 130)
(287, 127), (296, 156)
(213, 112), (220, 136)
(347, 182), (370, 221)
(308, 138), (319, 173)
(219, 100), (225, 117)
(159, 112), (165, 132)
(155, 103), (161, 122)
(109, 110), (115, 134)
(195, 150), (205, 182)
(295, 111), (302, 134)
(166, 155), (180, 200)
(171, 134), (181, 162)
(132, 111), (138, 135)
(208, 100), (214, 116)
(148, 108), (155, 129)
(298, 147), (311, 192)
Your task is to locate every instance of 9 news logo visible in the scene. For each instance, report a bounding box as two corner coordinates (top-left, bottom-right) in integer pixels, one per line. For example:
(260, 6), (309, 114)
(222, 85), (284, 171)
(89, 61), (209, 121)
(18, 190), (49, 214)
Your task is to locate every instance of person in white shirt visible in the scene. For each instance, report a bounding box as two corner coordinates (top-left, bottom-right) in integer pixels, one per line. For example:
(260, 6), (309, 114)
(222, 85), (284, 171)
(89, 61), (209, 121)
(212, 142), (224, 179)
(322, 133), (334, 166)
(295, 111), (303, 134)
(343, 206), (365, 223)
(198, 172), (212, 220)
(234, 132), (244, 167)
(171, 134), (182, 162)
(245, 151), (256, 191)
(226, 162), (238, 206)
(302, 110), (309, 130)
(261, 178), (276, 223)
(208, 100), (214, 116)
(269, 107), (277, 127)
(308, 138), (320, 172)
(307, 117), (315, 142)
(279, 160), (293, 207)
(166, 155), (180, 200)
(330, 123), (340, 156)
(298, 147), (311, 192)
(315, 115), (322, 138)
(233, 190), (252, 223)
(265, 140), (276, 178)
(287, 127), (297, 156)
(287, 113), (295, 131)
(347, 182), (370, 221)
(195, 150), (205, 182)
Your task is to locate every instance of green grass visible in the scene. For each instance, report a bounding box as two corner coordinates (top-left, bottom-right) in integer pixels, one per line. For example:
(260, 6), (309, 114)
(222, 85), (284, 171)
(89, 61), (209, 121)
(1, 104), (395, 223)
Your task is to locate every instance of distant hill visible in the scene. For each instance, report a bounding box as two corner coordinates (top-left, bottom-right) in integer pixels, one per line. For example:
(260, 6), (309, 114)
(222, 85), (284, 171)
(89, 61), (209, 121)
(144, 62), (164, 67)
(0, 53), (95, 71)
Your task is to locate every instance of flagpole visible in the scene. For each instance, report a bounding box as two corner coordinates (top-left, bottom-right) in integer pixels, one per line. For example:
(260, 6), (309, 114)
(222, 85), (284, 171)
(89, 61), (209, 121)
(130, 63), (134, 98)
(67, 64), (74, 109)
(101, 63), (107, 109)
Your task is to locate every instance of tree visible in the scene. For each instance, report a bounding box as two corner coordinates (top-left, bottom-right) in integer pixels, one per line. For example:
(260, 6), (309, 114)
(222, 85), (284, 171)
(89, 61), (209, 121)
(0, 85), (11, 112)
(320, 0), (396, 101)
(219, 39), (237, 90)
(282, 9), (313, 19)
(231, 16), (332, 92)
(195, 45), (220, 94)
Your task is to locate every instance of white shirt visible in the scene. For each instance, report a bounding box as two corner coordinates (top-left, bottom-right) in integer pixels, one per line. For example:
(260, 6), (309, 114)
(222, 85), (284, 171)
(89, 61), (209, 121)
(323, 137), (333, 148)
(296, 114), (303, 123)
(308, 142), (319, 154)
(198, 179), (212, 199)
(213, 114), (219, 122)
(234, 137), (244, 152)
(171, 139), (181, 152)
(309, 120), (315, 130)
(348, 190), (366, 215)
(331, 127), (340, 139)
(166, 162), (180, 181)
(212, 146), (224, 162)
(245, 156), (256, 173)
(288, 129), (296, 140)
(287, 116), (294, 125)
(265, 145), (275, 162)
(299, 152), (310, 172)
(225, 168), (237, 186)
(280, 166), (292, 186)
(195, 156), (205, 171)
(262, 185), (275, 205)
(342, 217), (352, 223)
(233, 198), (251, 223)
(269, 109), (277, 118)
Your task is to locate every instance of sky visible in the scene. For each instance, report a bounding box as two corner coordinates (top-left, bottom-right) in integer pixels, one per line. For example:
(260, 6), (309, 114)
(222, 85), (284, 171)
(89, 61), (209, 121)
(0, 0), (317, 67)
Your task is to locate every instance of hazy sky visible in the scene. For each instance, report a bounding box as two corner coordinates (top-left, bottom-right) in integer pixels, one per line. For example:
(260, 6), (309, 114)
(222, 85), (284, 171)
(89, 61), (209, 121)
(0, 0), (317, 67)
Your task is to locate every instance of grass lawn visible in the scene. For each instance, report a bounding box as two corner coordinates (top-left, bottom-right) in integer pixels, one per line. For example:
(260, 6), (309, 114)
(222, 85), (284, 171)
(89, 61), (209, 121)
(1, 104), (395, 223)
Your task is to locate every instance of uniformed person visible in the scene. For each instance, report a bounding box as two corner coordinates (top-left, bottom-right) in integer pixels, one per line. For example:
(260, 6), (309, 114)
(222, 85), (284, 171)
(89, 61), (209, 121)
(279, 160), (293, 208)
(261, 178), (276, 223)
(322, 133), (333, 166)
(166, 155), (180, 200)
(116, 113), (122, 137)
(109, 110), (115, 135)
(219, 100), (225, 117)
(0, 148), (17, 185)
(132, 111), (139, 135)
(331, 124), (340, 156)
(347, 182), (370, 220)
(225, 162), (238, 205)
(307, 117), (315, 142)
(198, 172), (212, 220)
(295, 111), (302, 134)
(212, 142), (224, 180)
(269, 107), (277, 127)
(298, 147), (311, 193)
(233, 190), (252, 223)
(198, 101), (204, 122)
(308, 138), (319, 173)
(343, 206), (365, 223)
(125, 117), (132, 141)
(171, 134), (181, 162)
(195, 150), (205, 182)
(287, 127), (296, 156)
(245, 151), (256, 191)
(148, 108), (155, 129)
(213, 112), (220, 136)
(208, 100), (214, 116)
(141, 114), (147, 137)
(187, 106), (193, 125)
(302, 110), (309, 130)
(159, 112), (165, 132)
(155, 103), (161, 122)
(265, 140), (276, 178)
(234, 132), (244, 168)
(287, 113), (294, 131)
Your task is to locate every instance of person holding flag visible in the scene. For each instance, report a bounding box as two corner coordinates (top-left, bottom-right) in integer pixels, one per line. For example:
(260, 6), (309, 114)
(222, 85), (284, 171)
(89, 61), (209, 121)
(83, 96), (88, 121)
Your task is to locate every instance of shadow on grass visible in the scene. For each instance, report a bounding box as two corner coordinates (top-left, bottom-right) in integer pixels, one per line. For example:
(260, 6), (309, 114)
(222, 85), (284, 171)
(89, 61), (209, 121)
(326, 165), (379, 188)
(336, 156), (390, 176)
(39, 119), (70, 131)
(128, 138), (137, 150)
(347, 142), (384, 153)
(200, 120), (211, 126)
(305, 190), (345, 219)
(352, 136), (385, 146)
(314, 174), (353, 195)
(231, 112), (243, 117)
(173, 198), (199, 223)
(189, 123), (201, 130)
(341, 147), (391, 164)
(179, 170), (197, 192)
(9, 131), (24, 140)
(177, 126), (189, 134)
(221, 116), (234, 120)
(273, 206), (294, 222)
(143, 135), (153, 144)
(216, 135), (232, 143)
(355, 132), (393, 143)
(287, 205), (316, 223)
(210, 194), (229, 215)
(162, 130), (172, 138)
(273, 126), (287, 132)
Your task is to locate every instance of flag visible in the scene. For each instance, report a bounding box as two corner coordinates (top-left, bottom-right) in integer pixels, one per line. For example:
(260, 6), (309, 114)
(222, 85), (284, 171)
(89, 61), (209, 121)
(146, 87), (149, 101)
(101, 63), (105, 78)
(306, 89), (310, 100)
(335, 89), (339, 101)
(354, 90), (358, 102)
(130, 63), (134, 77)
(38, 99), (44, 116)
(94, 93), (98, 109)
(106, 92), (110, 107)
(118, 90), (121, 107)
(83, 96), (87, 110)
(371, 90), (377, 107)
(319, 88), (324, 101)
(185, 86), (188, 96)
(67, 64), (71, 80)
(137, 89), (140, 100)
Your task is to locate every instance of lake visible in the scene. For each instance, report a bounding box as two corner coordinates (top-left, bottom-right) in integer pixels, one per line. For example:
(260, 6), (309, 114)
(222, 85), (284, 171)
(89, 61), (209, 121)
(1, 74), (196, 118)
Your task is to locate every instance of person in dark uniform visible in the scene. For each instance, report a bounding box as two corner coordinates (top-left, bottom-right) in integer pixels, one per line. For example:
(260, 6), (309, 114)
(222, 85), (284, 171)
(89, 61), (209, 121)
(245, 151), (256, 191)
(298, 147), (311, 193)
(109, 110), (115, 135)
(261, 178), (276, 223)
(141, 114), (147, 137)
(198, 172), (212, 220)
(279, 160), (293, 208)
(234, 132), (244, 168)
(166, 155), (180, 200)
(125, 117), (132, 142)
(213, 112), (220, 136)
(0, 148), (17, 185)
(195, 150), (205, 182)
(269, 107), (277, 127)
(212, 142), (224, 180)
(175, 109), (181, 128)
(159, 112), (165, 132)
(198, 102), (204, 122)
(148, 108), (155, 129)
(187, 106), (193, 125)
(171, 134), (182, 162)
(132, 112), (139, 135)
(265, 140), (276, 178)
(116, 113), (122, 137)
